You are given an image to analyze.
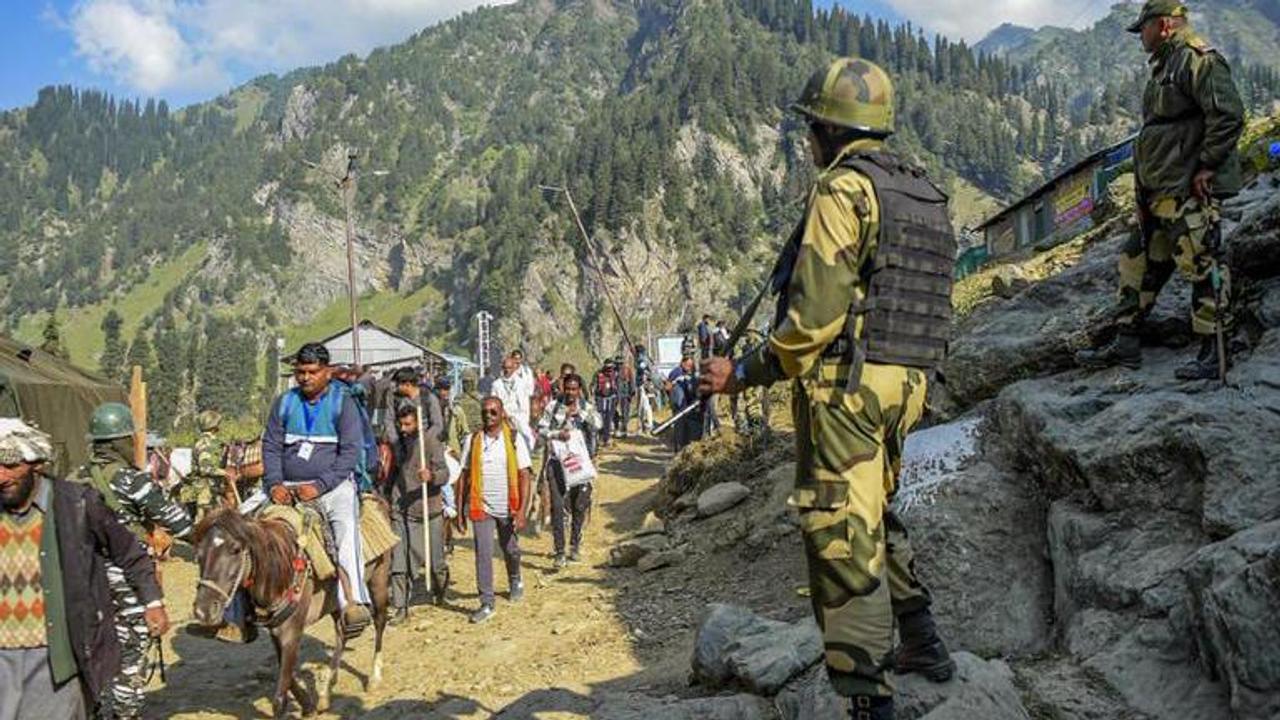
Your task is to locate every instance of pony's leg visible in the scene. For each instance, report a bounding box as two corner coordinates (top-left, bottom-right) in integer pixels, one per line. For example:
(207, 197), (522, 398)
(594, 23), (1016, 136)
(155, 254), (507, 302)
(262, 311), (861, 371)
(318, 608), (344, 711)
(269, 631), (294, 720)
(369, 557), (391, 690)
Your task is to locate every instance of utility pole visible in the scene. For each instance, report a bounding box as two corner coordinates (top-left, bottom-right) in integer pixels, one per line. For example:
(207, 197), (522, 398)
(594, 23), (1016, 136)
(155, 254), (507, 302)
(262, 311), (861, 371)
(539, 184), (638, 358)
(304, 148), (388, 367)
(475, 311), (494, 378)
(340, 150), (361, 365)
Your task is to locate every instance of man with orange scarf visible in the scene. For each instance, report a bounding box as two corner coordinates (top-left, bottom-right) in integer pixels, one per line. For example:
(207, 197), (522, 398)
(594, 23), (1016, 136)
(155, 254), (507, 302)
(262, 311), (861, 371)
(457, 396), (532, 624)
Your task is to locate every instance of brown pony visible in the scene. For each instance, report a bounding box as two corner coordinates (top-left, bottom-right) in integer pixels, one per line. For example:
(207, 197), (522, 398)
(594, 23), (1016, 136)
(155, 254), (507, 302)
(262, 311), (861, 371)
(191, 503), (393, 718)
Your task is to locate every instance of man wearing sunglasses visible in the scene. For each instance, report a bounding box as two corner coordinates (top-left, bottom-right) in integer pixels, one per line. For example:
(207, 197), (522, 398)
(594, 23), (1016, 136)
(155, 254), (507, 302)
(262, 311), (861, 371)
(457, 397), (533, 624)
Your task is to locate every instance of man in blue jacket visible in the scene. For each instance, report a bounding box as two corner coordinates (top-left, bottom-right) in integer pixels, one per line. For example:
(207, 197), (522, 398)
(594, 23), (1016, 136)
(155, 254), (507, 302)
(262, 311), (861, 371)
(262, 343), (372, 634)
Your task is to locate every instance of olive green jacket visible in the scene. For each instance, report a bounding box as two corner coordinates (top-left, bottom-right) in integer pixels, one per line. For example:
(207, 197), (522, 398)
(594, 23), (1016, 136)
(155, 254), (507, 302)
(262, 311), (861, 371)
(1136, 28), (1245, 198)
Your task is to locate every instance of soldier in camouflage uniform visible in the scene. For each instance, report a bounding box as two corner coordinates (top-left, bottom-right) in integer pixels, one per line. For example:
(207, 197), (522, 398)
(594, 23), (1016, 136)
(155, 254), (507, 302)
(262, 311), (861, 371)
(185, 410), (234, 519)
(70, 402), (192, 720)
(701, 58), (956, 720)
(1076, 0), (1245, 379)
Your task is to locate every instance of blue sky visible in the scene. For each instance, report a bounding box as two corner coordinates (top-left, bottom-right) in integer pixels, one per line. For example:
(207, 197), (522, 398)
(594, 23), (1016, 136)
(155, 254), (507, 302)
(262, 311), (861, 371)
(0, 0), (1117, 113)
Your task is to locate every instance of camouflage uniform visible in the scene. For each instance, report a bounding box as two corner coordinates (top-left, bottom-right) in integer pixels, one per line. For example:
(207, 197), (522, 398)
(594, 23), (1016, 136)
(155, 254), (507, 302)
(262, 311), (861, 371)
(186, 429), (226, 515)
(72, 444), (192, 720)
(1117, 22), (1244, 338)
(737, 59), (952, 708)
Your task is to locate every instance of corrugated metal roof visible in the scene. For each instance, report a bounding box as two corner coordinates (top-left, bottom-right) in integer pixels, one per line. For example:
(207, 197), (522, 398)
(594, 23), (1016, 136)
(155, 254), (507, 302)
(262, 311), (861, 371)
(974, 134), (1137, 232)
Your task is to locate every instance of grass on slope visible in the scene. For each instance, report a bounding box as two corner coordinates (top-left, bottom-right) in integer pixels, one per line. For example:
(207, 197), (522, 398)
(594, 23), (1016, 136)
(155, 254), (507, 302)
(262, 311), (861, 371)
(282, 284), (445, 352)
(14, 244), (206, 368)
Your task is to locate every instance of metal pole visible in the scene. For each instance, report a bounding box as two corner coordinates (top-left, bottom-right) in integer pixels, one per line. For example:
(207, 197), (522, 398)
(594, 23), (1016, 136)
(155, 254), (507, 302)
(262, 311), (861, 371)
(342, 150), (361, 365)
(542, 185), (638, 357)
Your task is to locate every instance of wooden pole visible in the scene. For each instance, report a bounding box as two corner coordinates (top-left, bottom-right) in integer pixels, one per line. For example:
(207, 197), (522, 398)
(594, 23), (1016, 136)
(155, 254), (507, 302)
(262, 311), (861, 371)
(129, 365), (147, 470)
(416, 404), (433, 595)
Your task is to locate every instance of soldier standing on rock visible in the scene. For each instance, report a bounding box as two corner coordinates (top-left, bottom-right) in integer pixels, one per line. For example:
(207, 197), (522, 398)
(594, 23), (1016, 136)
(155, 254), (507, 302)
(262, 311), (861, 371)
(1076, 0), (1245, 379)
(700, 58), (956, 720)
(72, 403), (193, 720)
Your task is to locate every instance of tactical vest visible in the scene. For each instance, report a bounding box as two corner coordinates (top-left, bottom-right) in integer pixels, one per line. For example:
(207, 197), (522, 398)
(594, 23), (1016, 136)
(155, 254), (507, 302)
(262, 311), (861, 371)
(771, 151), (955, 386)
(845, 151), (955, 370)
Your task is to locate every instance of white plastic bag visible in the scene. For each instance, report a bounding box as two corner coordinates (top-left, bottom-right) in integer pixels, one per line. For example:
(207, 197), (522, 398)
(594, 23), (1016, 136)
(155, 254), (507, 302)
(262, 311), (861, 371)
(551, 429), (597, 488)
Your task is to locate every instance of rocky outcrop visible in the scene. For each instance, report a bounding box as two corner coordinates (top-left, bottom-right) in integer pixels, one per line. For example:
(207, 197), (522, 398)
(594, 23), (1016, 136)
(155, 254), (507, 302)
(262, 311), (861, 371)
(689, 604), (1031, 720)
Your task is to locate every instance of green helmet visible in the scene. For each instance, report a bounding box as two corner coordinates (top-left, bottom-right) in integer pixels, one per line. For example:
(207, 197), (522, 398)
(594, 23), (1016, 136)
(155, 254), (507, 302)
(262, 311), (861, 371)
(197, 410), (222, 432)
(89, 402), (134, 441)
(791, 57), (895, 136)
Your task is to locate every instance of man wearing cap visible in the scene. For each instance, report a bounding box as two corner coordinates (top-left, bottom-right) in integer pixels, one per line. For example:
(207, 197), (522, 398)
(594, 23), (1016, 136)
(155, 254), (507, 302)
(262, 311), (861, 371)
(0, 419), (168, 720)
(1077, 0), (1245, 379)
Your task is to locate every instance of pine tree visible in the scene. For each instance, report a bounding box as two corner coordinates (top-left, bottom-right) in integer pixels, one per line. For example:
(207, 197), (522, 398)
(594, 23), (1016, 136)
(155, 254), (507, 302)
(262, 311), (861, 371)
(125, 325), (155, 386)
(151, 315), (183, 430)
(99, 309), (125, 381)
(39, 313), (69, 360)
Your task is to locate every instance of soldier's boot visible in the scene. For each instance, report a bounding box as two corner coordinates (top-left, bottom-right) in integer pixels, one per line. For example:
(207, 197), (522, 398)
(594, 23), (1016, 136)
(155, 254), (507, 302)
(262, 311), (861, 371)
(432, 568), (450, 606)
(894, 608), (955, 682)
(1074, 331), (1141, 370)
(849, 695), (893, 720)
(1174, 336), (1226, 381)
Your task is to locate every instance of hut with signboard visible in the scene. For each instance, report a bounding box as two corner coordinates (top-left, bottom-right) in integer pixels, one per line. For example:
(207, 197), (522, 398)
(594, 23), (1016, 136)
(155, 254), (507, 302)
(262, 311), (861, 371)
(974, 135), (1136, 264)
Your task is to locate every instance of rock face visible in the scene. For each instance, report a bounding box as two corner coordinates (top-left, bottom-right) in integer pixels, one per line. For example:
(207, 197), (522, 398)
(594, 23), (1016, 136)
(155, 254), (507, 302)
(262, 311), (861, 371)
(495, 688), (771, 719)
(691, 603), (823, 695)
(690, 604), (1031, 720)
(697, 482), (751, 518)
(925, 172), (1280, 720)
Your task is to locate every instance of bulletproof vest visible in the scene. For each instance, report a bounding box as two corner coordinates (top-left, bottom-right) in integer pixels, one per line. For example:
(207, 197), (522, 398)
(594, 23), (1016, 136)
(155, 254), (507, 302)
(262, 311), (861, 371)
(844, 151), (955, 369)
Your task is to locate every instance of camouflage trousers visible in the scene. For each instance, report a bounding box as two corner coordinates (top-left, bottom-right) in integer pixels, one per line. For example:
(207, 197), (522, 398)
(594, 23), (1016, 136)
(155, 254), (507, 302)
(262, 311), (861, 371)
(1117, 195), (1231, 336)
(792, 363), (932, 698)
(98, 564), (152, 720)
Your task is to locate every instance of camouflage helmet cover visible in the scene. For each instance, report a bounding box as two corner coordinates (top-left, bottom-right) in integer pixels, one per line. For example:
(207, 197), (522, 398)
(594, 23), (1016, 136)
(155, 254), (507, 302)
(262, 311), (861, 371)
(792, 57), (895, 135)
(197, 409), (222, 432)
(89, 401), (135, 441)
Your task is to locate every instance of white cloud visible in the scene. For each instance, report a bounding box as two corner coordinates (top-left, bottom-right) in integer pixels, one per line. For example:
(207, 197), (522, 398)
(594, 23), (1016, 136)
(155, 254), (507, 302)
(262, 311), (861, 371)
(882, 0), (1126, 42)
(64, 0), (509, 96)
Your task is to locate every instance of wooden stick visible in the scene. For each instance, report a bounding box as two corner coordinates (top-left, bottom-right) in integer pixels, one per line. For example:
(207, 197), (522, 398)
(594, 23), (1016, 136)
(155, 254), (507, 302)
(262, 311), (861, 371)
(130, 365), (147, 470)
(416, 404), (433, 595)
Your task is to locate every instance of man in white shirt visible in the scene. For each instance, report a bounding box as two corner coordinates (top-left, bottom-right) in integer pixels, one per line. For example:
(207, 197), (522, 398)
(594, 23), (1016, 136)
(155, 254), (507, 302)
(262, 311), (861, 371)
(494, 355), (536, 451)
(457, 396), (532, 624)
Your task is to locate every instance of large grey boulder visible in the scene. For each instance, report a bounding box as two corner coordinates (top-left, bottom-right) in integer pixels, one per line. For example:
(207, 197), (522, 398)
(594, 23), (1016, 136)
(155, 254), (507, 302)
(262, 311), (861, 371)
(691, 603), (823, 696)
(696, 482), (752, 518)
(608, 534), (669, 568)
(1182, 520), (1280, 720)
(895, 417), (1053, 656)
(775, 652), (1031, 720)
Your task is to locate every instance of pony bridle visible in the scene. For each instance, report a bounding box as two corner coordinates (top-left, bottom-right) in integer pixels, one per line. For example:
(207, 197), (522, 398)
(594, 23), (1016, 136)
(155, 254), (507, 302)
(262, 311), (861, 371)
(196, 541), (252, 618)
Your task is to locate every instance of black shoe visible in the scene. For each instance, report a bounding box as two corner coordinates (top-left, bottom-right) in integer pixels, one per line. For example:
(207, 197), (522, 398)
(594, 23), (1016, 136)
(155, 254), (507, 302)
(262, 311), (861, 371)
(1075, 332), (1142, 369)
(849, 695), (893, 720)
(469, 604), (495, 624)
(568, 547), (582, 563)
(1175, 336), (1225, 381)
(509, 579), (525, 602)
(554, 554), (568, 569)
(894, 609), (956, 683)
(388, 607), (410, 626)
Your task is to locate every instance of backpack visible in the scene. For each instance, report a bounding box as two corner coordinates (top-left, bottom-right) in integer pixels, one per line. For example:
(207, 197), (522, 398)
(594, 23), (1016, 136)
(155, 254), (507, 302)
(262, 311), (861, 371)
(285, 381), (381, 492)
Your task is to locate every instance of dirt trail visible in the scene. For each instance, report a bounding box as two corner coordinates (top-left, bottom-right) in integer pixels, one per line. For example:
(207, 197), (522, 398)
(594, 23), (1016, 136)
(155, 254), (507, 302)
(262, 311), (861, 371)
(147, 436), (675, 719)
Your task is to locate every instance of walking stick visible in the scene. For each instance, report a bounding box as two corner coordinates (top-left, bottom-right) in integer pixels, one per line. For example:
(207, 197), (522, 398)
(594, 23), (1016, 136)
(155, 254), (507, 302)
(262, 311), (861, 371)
(416, 405), (433, 595)
(1211, 258), (1228, 385)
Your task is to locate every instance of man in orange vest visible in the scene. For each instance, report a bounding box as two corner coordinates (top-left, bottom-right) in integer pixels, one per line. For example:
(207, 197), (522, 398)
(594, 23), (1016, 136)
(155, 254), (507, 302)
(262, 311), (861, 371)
(457, 396), (533, 624)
